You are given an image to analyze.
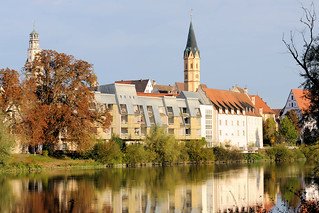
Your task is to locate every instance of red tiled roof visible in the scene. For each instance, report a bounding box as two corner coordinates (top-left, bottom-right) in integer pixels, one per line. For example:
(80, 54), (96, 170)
(272, 109), (282, 117)
(136, 92), (178, 97)
(202, 87), (260, 116)
(249, 95), (275, 114)
(175, 82), (185, 92)
(292, 89), (310, 114)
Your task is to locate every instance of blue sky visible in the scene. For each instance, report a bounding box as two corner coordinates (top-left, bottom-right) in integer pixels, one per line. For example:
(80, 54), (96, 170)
(1, 0), (318, 108)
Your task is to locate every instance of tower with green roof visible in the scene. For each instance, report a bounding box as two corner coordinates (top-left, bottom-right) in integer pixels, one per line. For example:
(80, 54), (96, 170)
(184, 20), (200, 92)
(27, 26), (41, 63)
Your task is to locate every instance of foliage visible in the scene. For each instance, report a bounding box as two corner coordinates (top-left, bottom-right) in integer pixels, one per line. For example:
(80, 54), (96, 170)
(278, 117), (299, 145)
(110, 135), (126, 152)
(92, 141), (122, 165)
(300, 143), (319, 161)
(212, 146), (244, 161)
(124, 144), (148, 164)
(185, 139), (214, 163)
(20, 50), (112, 151)
(145, 126), (180, 163)
(265, 145), (292, 161)
(303, 127), (319, 145)
(285, 110), (302, 135)
(263, 118), (276, 145)
(0, 68), (21, 132)
(0, 113), (15, 166)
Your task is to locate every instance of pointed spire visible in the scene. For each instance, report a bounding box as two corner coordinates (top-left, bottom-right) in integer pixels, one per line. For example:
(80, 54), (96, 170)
(184, 20), (199, 57)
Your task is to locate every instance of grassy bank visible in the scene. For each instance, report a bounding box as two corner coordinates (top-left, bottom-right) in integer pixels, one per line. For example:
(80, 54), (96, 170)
(1, 154), (102, 172)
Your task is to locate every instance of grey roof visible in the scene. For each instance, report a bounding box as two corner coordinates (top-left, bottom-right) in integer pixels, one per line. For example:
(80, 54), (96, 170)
(184, 21), (200, 57)
(178, 91), (206, 105)
(115, 79), (150, 93)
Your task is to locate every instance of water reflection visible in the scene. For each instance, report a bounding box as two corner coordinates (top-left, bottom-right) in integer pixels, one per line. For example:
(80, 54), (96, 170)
(0, 162), (318, 212)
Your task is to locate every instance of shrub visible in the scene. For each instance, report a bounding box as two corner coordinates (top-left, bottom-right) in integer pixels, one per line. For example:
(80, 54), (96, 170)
(0, 113), (15, 166)
(300, 143), (319, 161)
(185, 139), (214, 163)
(212, 146), (243, 161)
(92, 141), (122, 165)
(244, 153), (268, 161)
(42, 150), (49, 157)
(145, 126), (180, 163)
(266, 145), (292, 161)
(124, 144), (147, 164)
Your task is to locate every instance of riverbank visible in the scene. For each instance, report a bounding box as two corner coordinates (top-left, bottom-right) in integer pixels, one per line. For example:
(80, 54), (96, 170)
(0, 151), (306, 173)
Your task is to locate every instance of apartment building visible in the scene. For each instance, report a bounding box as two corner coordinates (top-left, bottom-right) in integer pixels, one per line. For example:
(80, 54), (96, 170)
(95, 83), (203, 141)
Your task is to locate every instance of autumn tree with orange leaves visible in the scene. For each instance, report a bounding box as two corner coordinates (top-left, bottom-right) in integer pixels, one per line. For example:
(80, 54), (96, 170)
(20, 50), (111, 151)
(0, 68), (21, 131)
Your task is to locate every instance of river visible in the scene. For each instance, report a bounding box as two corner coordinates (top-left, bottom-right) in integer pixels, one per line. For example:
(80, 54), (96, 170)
(0, 161), (318, 212)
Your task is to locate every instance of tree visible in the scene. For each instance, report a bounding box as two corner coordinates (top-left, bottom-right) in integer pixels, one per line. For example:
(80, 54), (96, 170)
(263, 118), (277, 145)
(285, 110), (302, 135)
(0, 112), (15, 166)
(278, 117), (299, 145)
(283, 4), (319, 125)
(145, 126), (180, 163)
(21, 50), (112, 151)
(0, 68), (21, 131)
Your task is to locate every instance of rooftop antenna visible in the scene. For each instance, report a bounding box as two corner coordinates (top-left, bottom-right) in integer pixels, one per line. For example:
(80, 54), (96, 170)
(33, 20), (36, 31)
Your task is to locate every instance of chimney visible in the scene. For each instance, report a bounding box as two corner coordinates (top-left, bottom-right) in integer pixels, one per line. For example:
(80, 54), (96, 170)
(244, 88), (248, 95)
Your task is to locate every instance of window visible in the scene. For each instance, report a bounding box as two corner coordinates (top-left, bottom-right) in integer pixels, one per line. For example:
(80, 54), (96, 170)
(291, 96), (294, 100)
(220, 130), (222, 136)
(168, 117), (174, 125)
(243, 121), (245, 126)
(190, 63), (193, 69)
(167, 106), (173, 115)
(243, 130), (245, 136)
(196, 63), (198, 69)
(219, 120), (222, 125)
(237, 121), (239, 126)
(185, 63), (188, 69)
(231, 121), (233, 126)
(185, 128), (191, 136)
(225, 120), (228, 126)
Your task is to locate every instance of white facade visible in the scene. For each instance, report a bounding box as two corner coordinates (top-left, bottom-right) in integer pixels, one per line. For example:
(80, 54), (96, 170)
(217, 113), (247, 148)
(200, 105), (215, 147)
(27, 29), (41, 63)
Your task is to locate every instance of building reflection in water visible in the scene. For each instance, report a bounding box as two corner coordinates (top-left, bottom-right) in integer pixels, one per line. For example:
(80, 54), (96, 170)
(5, 164), (319, 213)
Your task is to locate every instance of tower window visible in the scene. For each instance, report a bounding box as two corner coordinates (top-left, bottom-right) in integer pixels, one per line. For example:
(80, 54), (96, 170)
(190, 63), (193, 69)
(196, 63), (198, 69)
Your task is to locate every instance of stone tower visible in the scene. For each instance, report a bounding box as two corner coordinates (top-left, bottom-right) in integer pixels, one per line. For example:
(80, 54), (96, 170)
(184, 21), (200, 92)
(27, 27), (41, 63)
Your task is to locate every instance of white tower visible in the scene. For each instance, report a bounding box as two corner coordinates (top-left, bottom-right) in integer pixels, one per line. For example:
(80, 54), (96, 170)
(27, 26), (41, 63)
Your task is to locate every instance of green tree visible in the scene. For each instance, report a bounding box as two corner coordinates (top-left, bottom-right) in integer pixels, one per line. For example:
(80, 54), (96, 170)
(145, 126), (180, 163)
(0, 112), (15, 166)
(92, 140), (122, 165)
(263, 118), (276, 146)
(124, 144), (147, 164)
(278, 117), (299, 145)
(285, 110), (302, 135)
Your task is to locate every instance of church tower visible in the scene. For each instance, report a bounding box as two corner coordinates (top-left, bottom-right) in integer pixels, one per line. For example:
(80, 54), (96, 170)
(184, 20), (200, 92)
(27, 26), (41, 63)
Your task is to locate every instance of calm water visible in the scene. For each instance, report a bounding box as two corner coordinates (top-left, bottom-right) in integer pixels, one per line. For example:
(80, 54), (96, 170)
(0, 162), (318, 213)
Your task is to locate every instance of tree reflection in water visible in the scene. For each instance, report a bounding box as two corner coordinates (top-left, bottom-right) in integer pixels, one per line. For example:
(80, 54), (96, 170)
(2, 162), (319, 212)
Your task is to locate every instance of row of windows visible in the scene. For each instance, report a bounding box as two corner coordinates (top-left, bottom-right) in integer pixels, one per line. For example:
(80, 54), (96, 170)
(219, 120), (245, 126)
(185, 63), (199, 69)
(220, 130), (245, 136)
